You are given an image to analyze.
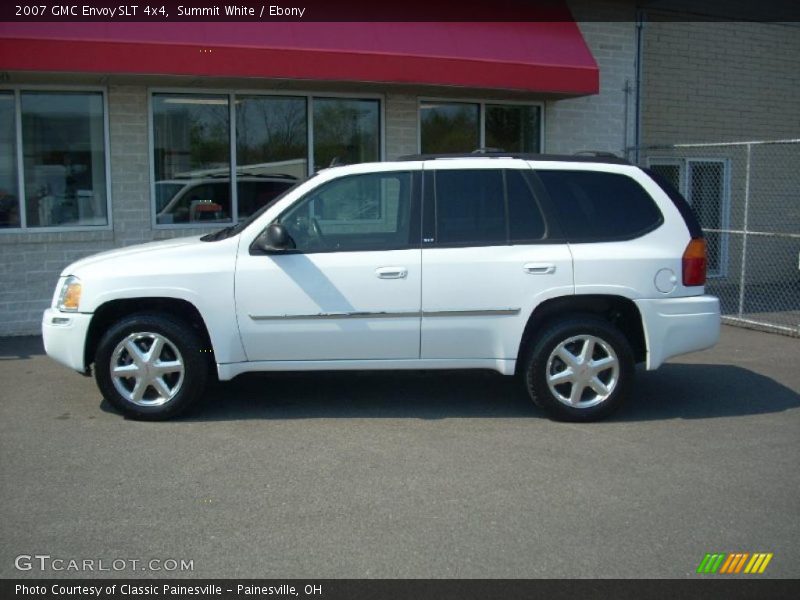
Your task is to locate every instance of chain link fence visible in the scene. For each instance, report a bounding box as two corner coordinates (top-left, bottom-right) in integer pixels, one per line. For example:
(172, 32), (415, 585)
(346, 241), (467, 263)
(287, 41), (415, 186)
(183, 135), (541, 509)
(636, 139), (800, 337)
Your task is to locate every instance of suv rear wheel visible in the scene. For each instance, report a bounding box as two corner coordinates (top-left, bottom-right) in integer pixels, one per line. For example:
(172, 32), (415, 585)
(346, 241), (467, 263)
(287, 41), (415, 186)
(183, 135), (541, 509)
(523, 315), (634, 421)
(94, 313), (209, 420)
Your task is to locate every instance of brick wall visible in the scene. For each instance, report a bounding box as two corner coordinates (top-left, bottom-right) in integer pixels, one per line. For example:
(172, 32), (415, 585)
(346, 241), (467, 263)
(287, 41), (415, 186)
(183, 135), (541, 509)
(642, 20), (800, 145)
(385, 94), (419, 160)
(546, 0), (638, 156)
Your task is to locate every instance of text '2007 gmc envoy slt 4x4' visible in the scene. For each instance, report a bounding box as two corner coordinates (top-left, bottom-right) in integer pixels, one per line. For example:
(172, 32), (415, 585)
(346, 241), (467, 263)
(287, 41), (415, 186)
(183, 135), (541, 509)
(43, 153), (721, 421)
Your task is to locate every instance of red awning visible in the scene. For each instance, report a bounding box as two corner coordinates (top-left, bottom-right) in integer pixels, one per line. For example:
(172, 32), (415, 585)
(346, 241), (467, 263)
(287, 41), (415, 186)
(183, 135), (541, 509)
(0, 21), (598, 95)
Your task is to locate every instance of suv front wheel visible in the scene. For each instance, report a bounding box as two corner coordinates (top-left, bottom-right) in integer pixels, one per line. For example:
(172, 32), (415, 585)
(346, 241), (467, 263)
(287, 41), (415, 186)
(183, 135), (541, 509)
(94, 313), (209, 420)
(523, 316), (634, 422)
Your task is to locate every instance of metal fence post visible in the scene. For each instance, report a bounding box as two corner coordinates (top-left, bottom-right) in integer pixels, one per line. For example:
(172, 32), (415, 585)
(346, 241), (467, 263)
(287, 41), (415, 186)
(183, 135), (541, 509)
(737, 143), (752, 318)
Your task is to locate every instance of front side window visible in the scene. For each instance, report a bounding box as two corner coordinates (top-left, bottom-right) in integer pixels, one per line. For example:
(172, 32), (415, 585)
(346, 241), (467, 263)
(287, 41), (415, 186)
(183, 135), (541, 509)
(153, 94), (231, 225)
(536, 170), (663, 241)
(279, 172), (412, 253)
(21, 91), (108, 228)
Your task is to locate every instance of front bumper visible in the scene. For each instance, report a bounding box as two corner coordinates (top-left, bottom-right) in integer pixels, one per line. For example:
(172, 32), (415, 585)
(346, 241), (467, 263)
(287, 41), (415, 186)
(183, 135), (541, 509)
(42, 308), (92, 373)
(635, 295), (721, 370)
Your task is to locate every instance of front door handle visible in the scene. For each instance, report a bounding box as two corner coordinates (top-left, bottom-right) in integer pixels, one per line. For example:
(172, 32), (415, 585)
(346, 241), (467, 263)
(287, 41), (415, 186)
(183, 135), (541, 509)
(523, 263), (556, 275)
(376, 266), (408, 279)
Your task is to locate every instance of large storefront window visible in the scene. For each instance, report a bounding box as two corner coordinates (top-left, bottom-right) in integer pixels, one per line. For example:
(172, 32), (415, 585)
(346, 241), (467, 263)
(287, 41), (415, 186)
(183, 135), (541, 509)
(313, 98), (380, 169)
(420, 102), (479, 154)
(0, 90), (109, 230)
(420, 100), (541, 154)
(485, 104), (541, 153)
(235, 96), (307, 219)
(153, 94), (231, 225)
(0, 93), (18, 228)
(152, 92), (382, 227)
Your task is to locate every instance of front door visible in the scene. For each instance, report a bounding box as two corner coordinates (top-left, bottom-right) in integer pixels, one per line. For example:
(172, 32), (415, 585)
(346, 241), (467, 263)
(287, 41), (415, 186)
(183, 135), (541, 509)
(235, 169), (421, 362)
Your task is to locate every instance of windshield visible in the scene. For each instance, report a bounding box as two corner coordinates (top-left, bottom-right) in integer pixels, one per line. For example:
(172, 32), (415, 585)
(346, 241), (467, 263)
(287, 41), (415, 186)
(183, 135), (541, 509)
(200, 175), (315, 242)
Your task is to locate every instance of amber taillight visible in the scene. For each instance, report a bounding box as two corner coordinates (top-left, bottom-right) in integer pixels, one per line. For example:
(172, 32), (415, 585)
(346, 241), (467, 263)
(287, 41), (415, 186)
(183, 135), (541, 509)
(682, 238), (707, 286)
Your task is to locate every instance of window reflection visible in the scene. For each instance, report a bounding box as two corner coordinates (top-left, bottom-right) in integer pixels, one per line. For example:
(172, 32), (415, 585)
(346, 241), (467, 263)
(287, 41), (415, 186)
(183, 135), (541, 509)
(420, 102), (479, 154)
(235, 96), (307, 218)
(21, 92), (107, 228)
(485, 104), (540, 153)
(313, 98), (380, 170)
(0, 93), (19, 228)
(153, 94), (231, 225)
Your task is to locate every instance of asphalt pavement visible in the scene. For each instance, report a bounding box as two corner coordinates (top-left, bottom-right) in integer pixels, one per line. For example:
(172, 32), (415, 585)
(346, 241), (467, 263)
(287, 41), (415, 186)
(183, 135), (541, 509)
(1, 325), (798, 578)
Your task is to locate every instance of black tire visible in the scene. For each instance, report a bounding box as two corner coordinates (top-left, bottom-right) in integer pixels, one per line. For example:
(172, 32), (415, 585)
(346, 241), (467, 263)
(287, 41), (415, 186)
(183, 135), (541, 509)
(522, 315), (634, 422)
(94, 312), (209, 420)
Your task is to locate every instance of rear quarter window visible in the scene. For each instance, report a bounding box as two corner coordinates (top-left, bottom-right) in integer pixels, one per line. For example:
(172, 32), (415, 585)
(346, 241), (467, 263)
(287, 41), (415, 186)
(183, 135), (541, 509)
(535, 170), (663, 242)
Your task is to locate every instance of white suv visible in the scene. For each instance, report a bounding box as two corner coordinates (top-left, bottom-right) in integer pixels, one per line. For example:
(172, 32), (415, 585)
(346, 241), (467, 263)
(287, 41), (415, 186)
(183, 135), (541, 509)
(42, 154), (720, 421)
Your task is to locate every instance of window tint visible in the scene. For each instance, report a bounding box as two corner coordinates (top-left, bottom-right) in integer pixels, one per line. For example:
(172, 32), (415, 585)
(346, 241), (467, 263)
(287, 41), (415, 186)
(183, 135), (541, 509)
(536, 170), (663, 241)
(434, 170), (505, 245)
(280, 172), (412, 253)
(506, 170), (545, 241)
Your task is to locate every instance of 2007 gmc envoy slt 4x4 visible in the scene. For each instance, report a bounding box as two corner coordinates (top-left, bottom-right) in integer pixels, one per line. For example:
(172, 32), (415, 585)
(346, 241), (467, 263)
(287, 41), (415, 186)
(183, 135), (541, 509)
(43, 153), (720, 421)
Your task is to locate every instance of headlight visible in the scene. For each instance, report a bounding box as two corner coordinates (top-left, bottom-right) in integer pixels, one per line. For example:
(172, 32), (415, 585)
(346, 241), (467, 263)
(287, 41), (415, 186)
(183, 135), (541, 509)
(57, 276), (82, 312)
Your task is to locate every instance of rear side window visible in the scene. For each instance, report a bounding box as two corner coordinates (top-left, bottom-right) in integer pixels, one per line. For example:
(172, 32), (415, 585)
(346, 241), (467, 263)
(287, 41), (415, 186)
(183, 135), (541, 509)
(432, 169), (546, 246)
(506, 170), (546, 241)
(643, 168), (703, 239)
(434, 170), (505, 245)
(536, 170), (663, 241)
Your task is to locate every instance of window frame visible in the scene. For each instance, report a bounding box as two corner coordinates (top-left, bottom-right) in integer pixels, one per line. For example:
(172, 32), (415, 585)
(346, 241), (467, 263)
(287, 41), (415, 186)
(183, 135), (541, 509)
(149, 88), (385, 230)
(647, 157), (731, 277)
(0, 85), (112, 234)
(417, 97), (545, 154)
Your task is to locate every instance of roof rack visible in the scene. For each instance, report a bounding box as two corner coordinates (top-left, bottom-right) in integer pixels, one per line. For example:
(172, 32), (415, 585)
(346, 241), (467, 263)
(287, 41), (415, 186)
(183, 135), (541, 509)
(397, 151), (631, 165)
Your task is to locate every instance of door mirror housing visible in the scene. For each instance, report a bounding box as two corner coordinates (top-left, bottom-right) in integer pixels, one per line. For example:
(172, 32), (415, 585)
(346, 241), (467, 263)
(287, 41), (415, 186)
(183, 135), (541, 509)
(255, 222), (294, 252)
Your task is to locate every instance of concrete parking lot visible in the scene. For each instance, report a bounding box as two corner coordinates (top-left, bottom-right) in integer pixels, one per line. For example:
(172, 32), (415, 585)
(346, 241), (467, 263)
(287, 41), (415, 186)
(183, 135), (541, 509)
(1, 325), (798, 579)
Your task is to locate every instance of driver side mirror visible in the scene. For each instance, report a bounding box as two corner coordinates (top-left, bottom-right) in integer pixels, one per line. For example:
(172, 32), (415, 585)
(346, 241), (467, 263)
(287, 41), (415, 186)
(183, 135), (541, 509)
(255, 222), (295, 252)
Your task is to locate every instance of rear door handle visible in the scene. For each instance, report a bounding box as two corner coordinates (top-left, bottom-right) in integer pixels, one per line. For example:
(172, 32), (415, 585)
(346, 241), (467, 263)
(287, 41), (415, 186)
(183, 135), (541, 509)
(376, 266), (408, 279)
(523, 263), (556, 275)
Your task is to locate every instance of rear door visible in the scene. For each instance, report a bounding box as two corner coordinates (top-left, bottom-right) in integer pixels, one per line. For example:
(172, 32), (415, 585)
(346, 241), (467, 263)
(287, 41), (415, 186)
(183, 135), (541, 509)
(420, 159), (574, 363)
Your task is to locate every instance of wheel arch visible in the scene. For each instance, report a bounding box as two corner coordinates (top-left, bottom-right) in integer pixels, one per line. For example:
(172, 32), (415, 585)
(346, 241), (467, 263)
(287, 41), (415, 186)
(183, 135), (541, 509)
(84, 297), (215, 370)
(516, 294), (647, 372)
